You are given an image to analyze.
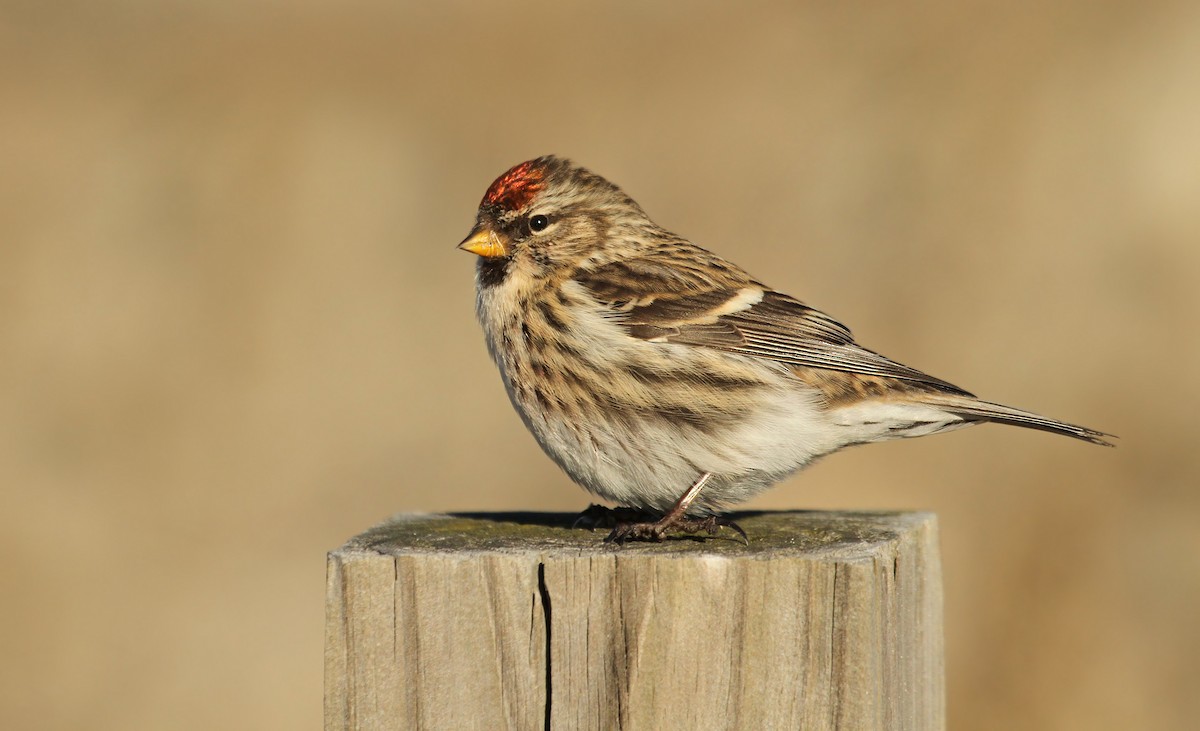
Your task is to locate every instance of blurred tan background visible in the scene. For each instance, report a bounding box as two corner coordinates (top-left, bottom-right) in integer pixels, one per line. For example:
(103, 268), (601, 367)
(2, 1), (1197, 729)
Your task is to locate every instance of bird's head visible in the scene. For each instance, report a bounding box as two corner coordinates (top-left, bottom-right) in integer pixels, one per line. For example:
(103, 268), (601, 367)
(458, 156), (646, 280)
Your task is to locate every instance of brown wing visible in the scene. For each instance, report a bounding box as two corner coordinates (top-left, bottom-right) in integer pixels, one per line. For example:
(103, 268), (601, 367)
(574, 255), (973, 396)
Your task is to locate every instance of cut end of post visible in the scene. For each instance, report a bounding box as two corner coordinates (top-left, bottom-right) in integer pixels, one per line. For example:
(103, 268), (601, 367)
(325, 511), (944, 731)
(337, 509), (935, 558)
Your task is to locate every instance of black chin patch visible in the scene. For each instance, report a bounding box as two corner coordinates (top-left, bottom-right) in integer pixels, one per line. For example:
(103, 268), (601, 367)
(477, 256), (512, 288)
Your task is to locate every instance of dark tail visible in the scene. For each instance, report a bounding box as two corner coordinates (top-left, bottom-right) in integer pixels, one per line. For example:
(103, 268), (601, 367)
(926, 396), (1115, 447)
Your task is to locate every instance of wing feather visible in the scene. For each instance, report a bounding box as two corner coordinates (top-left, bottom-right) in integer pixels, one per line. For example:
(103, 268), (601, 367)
(574, 255), (971, 395)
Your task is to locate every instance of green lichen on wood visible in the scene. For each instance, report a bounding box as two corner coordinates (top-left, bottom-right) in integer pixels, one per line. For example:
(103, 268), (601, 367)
(341, 511), (927, 559)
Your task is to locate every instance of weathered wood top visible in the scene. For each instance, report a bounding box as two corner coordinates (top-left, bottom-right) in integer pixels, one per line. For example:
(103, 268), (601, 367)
(327, 511), (944, 731)
(335, 510), (934, 559)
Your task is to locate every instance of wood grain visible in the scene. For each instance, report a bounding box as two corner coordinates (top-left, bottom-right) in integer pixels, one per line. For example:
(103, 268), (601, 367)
(325, 511), (943, 730)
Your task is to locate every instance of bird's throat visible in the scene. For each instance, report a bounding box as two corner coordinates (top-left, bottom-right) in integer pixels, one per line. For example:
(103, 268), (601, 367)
(477, 256), (512, 289)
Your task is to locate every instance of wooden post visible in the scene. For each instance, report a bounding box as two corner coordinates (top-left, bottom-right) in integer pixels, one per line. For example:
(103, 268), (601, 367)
(325, 511), (944, 731)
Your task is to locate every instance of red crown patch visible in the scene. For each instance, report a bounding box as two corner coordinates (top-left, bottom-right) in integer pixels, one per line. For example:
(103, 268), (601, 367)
(482, 160), (546, 211)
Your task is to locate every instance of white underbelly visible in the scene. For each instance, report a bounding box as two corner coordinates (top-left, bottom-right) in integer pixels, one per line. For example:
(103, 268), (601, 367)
(506, 371), (842, 513)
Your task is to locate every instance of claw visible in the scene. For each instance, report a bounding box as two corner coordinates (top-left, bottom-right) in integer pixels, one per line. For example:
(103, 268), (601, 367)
(603, 513), (748, 544)
(583, 473), (748, 544)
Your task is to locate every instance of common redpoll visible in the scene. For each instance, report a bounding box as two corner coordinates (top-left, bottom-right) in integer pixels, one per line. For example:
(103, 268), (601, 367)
(458, 156), (1112, 542)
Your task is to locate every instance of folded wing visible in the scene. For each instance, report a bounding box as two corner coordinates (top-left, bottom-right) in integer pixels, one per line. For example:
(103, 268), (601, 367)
(575, 255), (972, 396)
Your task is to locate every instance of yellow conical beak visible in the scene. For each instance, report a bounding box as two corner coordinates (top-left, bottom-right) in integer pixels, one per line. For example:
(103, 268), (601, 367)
(458, 226), (510, 258)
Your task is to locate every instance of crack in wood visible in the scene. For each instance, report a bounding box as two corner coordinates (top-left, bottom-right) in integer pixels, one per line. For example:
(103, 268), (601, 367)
(830, 562), (840, 729)
(537, 562), (552, 731)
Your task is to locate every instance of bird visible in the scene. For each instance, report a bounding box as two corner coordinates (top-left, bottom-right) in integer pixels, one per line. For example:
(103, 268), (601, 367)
(457, 155), (1112, 543)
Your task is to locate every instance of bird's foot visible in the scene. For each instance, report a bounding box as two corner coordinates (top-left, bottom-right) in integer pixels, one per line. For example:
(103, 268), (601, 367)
(603, 513), (748, 544)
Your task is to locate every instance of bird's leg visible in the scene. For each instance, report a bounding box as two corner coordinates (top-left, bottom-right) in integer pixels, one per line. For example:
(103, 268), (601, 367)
(604, 473), (747, 544)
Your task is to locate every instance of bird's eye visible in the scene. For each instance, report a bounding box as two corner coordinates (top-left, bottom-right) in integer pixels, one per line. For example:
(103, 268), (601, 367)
(528, 214), (550, 232)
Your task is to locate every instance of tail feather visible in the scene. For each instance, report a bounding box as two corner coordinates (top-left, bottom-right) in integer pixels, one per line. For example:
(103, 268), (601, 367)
(927, 396), (1115, 447)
